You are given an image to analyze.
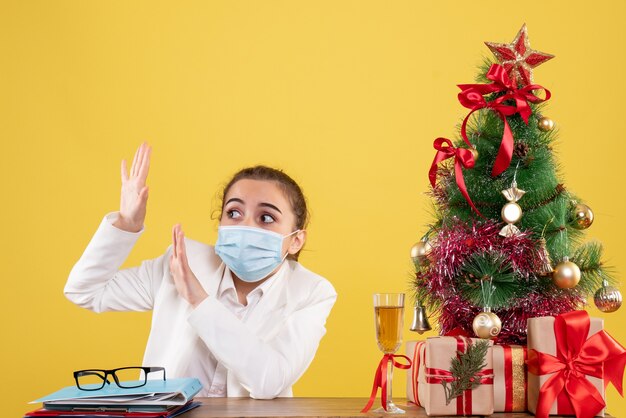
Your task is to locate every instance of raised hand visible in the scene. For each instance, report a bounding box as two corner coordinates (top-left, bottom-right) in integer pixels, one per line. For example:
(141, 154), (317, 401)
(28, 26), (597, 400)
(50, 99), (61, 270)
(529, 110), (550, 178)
(113, 142), (152, 232)
(169, 224), (208, 308)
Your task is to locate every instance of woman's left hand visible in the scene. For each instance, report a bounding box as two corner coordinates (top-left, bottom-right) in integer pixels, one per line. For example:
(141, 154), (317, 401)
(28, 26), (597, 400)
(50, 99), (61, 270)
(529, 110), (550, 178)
(169, 224), (208, 308)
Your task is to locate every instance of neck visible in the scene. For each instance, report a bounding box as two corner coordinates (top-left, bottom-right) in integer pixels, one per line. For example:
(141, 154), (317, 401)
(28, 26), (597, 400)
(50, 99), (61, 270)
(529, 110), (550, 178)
(230, 261), (286, 305)
(232, 276), (263, 301)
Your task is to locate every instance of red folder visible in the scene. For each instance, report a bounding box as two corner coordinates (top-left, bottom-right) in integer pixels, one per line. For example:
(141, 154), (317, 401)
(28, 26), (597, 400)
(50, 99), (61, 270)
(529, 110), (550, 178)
(23, 401), (200, 418)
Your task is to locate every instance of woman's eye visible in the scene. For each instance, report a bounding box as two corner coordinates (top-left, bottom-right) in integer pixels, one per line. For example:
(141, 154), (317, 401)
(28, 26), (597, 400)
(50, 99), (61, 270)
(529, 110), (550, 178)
(227, 209), (242, 219)
(261, 214), (275, 224)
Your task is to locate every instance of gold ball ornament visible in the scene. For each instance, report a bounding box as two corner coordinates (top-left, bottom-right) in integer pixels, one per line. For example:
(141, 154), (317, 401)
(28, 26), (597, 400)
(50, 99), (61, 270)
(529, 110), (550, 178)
(472, 311), (502, 339)
(538, 116), (555, 132)
(572, 203), (594, 230)
(410, 240), (432, 266)
(594, 281), (622, 313)
(552, 258), (581, 289)
(501, 202), (523, 224)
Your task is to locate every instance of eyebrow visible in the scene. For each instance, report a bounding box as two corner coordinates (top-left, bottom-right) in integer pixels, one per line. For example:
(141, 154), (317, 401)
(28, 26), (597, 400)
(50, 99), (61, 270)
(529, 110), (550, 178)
(225, 198), (244, 206)
(225, 198), (283, 214)
(259, 202), (282, 214)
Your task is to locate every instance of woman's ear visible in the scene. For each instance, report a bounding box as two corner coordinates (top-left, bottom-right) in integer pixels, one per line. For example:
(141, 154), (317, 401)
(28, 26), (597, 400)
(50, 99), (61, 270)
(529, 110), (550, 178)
(288, 230), (307, 255)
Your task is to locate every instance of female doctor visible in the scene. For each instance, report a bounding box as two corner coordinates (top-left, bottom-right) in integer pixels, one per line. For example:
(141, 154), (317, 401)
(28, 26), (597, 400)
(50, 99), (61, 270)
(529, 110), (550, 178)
(64, 143), (337, 399)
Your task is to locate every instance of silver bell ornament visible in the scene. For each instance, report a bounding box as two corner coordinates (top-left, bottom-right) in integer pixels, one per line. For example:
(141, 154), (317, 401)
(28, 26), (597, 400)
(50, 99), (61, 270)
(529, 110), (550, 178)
(594, 279), (622, 313)
(410, 301), (432, 334)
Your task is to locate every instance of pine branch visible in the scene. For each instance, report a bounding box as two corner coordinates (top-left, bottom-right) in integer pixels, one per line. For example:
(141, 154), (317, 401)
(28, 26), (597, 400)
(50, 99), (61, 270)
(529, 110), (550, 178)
(442, 339), (490, 405)
(458, 252), (518, 308)
(572, 241), (616, 294)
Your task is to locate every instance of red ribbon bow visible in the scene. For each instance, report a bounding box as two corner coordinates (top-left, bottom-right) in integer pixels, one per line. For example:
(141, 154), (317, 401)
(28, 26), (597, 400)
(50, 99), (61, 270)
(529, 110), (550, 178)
(526, 310), (626, 418)
(458, 64), (550, 177)
(361, 353), (412, 413)
(429, 137), (482, 217)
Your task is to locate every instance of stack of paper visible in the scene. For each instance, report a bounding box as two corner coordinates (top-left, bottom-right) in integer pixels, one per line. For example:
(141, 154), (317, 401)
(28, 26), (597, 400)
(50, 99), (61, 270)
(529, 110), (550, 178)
(25, 378), (203, 418)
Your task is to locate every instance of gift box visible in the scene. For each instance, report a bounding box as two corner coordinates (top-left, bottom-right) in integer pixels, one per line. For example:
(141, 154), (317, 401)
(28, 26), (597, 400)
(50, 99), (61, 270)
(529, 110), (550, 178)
(492, 344), (527, 412)
(412, 336), (494, 416)
(527, 311), (626, 418)
(406, 340), (426, 406)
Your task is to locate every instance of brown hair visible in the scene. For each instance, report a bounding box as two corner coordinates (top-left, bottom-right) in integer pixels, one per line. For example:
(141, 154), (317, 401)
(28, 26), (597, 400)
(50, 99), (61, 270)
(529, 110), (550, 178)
(220, 166), (309, 260)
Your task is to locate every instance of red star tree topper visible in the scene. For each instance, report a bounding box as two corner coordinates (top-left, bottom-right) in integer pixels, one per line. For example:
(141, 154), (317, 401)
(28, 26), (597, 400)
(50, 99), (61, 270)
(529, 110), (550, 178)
(485, 24), (554, 87)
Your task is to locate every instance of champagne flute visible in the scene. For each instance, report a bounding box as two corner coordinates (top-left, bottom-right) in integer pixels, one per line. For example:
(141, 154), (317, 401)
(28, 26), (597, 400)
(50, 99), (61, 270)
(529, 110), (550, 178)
(373, 293), (405, 414)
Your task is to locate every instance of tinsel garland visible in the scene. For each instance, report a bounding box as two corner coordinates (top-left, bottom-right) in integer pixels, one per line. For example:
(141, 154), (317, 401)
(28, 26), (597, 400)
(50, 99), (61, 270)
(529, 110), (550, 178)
(436, 293), (580, 345)
(426, 219), (540, 285)
(417, 219), (584, 344)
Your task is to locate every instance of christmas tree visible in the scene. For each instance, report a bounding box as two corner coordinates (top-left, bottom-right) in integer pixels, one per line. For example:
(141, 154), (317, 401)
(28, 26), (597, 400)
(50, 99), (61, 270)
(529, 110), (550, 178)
(412, 24), (622, 344)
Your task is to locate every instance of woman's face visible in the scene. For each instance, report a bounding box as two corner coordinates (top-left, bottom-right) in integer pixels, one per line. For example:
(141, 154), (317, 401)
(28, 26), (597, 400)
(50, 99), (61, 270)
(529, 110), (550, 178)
(220, 179), (305, 256)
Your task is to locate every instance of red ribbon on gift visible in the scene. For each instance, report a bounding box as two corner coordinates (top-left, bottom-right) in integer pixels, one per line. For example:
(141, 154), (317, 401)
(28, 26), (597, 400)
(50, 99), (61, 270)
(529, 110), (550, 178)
(410, 341), (426, 406)
(424, 337), (494, 415)
(457, 63), (550, 177)
(361, 353), (412, 413)
(429, 137), (483, 217)
(500, 344), (528, 412)
(527, 310), (626, 418)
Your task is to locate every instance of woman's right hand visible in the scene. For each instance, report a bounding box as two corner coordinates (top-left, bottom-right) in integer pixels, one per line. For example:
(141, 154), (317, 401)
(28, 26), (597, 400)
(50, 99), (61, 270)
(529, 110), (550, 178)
(113, 142), (152, 232)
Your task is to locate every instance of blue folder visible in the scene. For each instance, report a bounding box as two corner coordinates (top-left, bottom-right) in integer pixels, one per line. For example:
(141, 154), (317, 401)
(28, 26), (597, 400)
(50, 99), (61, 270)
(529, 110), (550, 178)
(32, 378), (203, 409)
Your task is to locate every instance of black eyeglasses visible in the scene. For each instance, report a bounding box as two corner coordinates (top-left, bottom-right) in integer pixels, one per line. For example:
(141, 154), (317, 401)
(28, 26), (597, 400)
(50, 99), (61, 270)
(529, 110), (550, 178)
(73, 367), (166, 391)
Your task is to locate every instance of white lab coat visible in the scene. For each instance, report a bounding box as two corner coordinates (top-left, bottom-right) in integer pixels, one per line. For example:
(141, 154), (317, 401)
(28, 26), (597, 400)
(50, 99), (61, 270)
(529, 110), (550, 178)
(64, 212), (337, 399)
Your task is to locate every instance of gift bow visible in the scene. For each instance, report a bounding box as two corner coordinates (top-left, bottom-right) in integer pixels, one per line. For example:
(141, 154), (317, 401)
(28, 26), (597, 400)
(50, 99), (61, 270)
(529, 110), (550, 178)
(458, 63), (550, 177)
(526, 310), (626, 418)
(429, 137), (482, 217)
(361, 353), (412, 413)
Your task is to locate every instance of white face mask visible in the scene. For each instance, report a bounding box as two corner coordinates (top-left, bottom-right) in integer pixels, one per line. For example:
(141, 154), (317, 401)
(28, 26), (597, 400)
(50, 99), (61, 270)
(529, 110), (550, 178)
(214, 226), (299, 283)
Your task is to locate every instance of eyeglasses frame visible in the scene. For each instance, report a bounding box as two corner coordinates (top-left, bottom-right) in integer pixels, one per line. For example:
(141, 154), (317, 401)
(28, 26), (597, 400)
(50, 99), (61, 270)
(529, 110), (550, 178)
(73, 366), (166, 391)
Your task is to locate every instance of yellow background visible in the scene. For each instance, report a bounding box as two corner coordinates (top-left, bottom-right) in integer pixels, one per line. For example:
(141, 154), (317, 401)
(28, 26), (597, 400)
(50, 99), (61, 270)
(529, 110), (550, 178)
(2, 1), (626, 416)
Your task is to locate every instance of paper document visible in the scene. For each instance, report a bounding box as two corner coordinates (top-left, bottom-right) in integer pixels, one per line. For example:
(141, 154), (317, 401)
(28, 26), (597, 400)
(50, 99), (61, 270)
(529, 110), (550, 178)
(31, 378), (203, 407)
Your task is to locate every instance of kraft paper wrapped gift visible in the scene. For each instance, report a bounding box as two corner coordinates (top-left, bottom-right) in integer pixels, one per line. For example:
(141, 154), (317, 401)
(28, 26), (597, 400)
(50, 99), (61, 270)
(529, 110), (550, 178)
(492, 344), (527, 412)
(406, 340), (426, 406)
(414, 336), (494, 416)
(527, 312), (606, 417)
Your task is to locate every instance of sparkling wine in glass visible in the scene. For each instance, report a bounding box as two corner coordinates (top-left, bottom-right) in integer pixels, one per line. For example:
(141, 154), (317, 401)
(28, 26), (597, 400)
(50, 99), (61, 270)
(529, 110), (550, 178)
(373, 293), (405, 414)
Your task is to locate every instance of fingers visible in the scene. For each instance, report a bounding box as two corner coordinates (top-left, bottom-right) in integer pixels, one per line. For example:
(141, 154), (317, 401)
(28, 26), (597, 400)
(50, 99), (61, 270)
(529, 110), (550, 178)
(171, 224), (188, 263)
(177, 227), (188, 264)
(172, 224), (178, 258)
(168, 224), (205, 307)
(130, 142), (150, 178)
(121, 159), (128, 182)
(175, 224), (184, 261)
(134, 143), (145, 178)
(130, 143), (142, 177)
(137, 144), (151, 183)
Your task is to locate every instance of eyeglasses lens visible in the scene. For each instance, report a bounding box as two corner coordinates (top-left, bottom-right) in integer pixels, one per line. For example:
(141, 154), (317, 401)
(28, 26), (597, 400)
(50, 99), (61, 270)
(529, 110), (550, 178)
(76, 371), (106, 390)
(115, 367), (146, 388)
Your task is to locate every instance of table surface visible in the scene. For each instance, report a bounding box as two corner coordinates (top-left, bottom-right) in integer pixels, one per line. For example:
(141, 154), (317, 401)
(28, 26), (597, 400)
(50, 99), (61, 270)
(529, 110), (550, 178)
(183, 397), (599, 418)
